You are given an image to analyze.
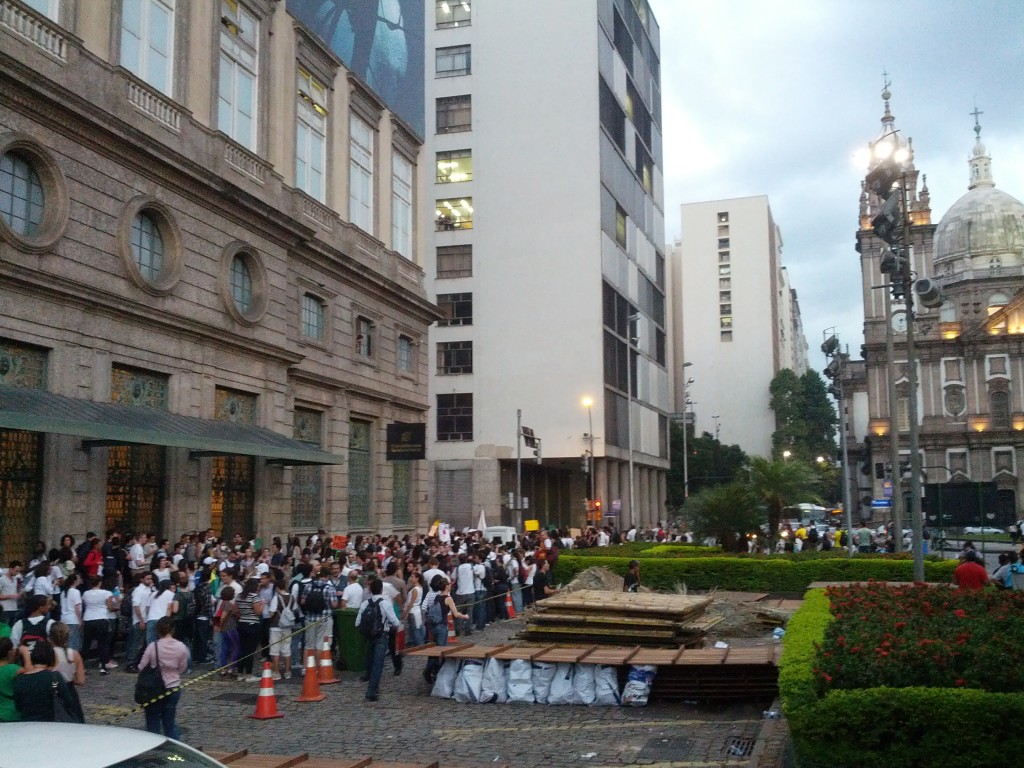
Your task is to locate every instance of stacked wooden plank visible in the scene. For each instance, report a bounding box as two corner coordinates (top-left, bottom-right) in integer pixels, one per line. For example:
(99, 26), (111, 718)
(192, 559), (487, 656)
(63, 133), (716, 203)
(521, 590), (717, 646)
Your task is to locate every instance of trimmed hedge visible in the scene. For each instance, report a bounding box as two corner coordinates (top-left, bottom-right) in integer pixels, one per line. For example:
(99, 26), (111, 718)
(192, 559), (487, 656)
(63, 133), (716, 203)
(781, 589), (1024, 767)
(553, 554), (957, 593)
(582, 542), (717, 557)
(629, 545), (943, 561)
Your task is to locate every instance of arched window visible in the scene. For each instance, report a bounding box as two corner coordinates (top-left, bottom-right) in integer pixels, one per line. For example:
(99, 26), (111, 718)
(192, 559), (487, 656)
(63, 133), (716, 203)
(990, 390), (1011, 430)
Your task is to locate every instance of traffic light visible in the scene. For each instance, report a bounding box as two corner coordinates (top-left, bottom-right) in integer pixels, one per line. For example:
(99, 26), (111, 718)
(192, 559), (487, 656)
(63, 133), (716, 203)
(874, 462), (885, 480)
(872, 192), (902, 245)
(593, 499), (602, 521)
(581, 453), (590, 474)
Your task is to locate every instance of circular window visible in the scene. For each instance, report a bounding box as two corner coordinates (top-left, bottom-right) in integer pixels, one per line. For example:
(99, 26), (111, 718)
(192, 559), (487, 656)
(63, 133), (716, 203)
(0, 152), (44, 236)
(117, 197), (183, 295)
(219, 243), (268, 325)
(0, 133), (69, 252)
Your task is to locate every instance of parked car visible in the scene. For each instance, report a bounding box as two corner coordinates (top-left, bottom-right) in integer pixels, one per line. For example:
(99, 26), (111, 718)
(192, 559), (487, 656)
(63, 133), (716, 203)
(962, 526), (1005, 535)
(2, 723), (229, 768)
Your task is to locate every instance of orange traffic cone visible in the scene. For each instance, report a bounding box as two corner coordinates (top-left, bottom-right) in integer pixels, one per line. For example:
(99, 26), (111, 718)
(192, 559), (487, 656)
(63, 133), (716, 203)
(447, 611), (456, 641)
(317, 636), (339, 685)
(295, 649), (325, 702)
(248, 662), (284, 720)
(505, 591), (516, 619)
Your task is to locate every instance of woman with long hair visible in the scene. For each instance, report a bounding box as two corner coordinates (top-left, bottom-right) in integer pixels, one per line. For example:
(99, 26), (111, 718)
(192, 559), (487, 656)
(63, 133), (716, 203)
(216, 586), (240, 677)
(80, 575), (117, 674)
(402, 572), (426, 648)
(147, 579), (178, 644)
(49, 621), (86, 694)
(139, 617), (189, 739)
(422, 576), (467, 684)
(268, 570), (294, 680)
(60, 572), (83, 652)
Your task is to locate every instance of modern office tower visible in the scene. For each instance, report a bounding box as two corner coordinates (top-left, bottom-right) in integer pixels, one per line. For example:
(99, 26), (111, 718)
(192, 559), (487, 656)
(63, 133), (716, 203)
(670, 196), (808, 458)
(424, 0), (670, 530)
(0, 0), (437, 561)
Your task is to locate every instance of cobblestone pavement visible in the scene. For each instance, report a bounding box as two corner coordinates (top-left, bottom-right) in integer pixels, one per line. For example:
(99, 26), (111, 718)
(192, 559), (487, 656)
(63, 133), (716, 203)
(78, 618), (782, 768)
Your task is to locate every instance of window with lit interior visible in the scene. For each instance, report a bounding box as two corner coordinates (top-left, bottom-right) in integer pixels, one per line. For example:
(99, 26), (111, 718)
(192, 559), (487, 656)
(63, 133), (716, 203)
(435, 0), (471, 28)
(436, 149), (472, 183)
(436, 197), (473, 230)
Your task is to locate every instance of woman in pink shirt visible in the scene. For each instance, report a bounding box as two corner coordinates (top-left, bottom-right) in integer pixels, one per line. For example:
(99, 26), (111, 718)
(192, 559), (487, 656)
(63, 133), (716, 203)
(139, 616), (190, 740)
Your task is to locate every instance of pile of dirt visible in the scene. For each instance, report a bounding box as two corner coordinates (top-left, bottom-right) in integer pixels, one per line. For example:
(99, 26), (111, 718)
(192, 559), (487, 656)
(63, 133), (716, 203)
(565, 565), (626, 592)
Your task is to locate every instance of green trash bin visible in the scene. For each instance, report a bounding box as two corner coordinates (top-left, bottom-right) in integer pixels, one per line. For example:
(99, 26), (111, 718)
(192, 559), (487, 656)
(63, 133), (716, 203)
(334, 607), (368, 672)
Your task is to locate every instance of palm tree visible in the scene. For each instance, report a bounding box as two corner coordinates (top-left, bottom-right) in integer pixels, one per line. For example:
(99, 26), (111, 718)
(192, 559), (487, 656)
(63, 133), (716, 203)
(746, 456), (820, 548)
(687, 481), (762, 552)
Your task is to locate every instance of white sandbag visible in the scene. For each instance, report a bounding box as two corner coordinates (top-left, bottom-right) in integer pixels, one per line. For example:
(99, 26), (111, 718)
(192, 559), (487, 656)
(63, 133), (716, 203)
(507, 658), (534, 703)
(431, 658), (460, 699)
(573, 663), (597, 705)
(531, 661), (556, 704)
(480, 657), (508, 703)
(453, 658), (484, 703)
(547, 663), (575, 705)
(621, 664), (657, 707)
(593, 664), (620, 705)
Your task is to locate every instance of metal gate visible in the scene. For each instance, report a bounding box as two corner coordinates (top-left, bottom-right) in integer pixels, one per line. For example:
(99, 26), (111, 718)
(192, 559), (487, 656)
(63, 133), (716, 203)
(0, 428), (42, 563)
(106, 444), (166, 536)
(211, 456), (254, 539)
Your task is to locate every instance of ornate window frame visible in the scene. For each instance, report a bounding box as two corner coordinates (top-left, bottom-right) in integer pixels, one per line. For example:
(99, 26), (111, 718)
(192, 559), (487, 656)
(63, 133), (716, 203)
(219, 241), (268, 325)
(118, 195), (183, 294)
(0, 132), (69, 253)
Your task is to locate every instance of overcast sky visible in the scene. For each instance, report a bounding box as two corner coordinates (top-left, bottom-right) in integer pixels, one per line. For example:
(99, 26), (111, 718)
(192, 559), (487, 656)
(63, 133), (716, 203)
(653, 0), (1024, 374)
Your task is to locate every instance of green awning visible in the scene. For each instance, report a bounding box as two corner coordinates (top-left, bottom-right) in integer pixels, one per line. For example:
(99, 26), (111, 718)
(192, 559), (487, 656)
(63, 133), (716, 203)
(0, 386), (343, 466)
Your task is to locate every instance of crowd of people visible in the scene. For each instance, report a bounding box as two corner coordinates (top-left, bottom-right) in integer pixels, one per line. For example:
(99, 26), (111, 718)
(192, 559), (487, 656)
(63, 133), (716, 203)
(0, 522), (593, 721)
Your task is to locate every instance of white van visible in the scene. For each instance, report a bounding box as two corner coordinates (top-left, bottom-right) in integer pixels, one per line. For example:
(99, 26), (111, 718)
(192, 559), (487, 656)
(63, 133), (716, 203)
(484, 525), (517, 545)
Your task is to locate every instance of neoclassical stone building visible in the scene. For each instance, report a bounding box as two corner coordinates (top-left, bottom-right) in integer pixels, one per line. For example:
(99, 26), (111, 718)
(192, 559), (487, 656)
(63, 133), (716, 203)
(0, 0), (439, 562)
(851, 90), (1024, 527)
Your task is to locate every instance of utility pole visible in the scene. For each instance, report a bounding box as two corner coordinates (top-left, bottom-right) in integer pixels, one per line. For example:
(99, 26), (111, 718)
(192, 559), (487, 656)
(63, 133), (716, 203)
(884, 287), (905, 549)
(515, 408), (522, 531)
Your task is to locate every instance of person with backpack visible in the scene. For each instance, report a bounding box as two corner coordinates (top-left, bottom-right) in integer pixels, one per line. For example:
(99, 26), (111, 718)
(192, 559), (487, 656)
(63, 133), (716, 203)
(300, 566), (337, 661)
(355, 577), (399, 702)
(421, 575), (467, 685)
(268, 569), (295, 680)
(10, 595), (54, 655)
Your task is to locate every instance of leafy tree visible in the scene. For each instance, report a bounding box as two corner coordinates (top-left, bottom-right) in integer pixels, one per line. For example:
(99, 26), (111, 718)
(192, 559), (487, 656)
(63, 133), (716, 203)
(686, 481), (763, 552)
(746, 456), (821, 547)
(667, 426), (748, 508)
(769, 368), (837, 462)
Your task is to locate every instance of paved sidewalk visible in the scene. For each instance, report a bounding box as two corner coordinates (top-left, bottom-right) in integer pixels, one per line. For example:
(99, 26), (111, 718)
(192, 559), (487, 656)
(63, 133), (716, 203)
(78, 617), (785, 768)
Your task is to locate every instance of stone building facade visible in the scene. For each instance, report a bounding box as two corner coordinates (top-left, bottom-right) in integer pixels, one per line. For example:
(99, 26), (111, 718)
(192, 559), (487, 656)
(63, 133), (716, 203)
(0, 0), (439, 562)
(851, 90), (1024, 527)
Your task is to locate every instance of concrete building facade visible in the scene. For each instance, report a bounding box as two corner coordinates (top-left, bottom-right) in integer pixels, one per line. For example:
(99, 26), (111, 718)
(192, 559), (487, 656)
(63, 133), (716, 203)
(423, 0), (670, 531)
(0, 0), (438, 562)
(670, 196), (808, 458)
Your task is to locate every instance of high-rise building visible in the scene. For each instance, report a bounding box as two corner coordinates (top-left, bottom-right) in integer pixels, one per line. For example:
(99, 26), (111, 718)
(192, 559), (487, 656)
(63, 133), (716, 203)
(424, 0), (670, 530)
(670, 196), (808, 458)
(0, 0), (437, 561)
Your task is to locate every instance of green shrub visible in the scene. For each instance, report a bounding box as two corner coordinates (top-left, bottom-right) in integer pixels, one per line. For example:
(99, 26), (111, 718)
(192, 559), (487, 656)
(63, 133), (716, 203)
(780, 586), (1024, 767)
(553, 554), (957, 593)
(591, 542), (718, 557)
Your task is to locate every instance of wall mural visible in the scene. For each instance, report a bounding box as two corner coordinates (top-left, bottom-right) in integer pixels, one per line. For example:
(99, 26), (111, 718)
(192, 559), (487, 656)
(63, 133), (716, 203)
(287, 0), (424, 137)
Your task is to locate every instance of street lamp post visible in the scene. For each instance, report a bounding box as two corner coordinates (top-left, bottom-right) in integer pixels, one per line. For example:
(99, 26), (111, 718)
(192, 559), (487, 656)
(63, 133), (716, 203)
(681, 363), (693, 500)
(867, 123), (925, 581)
(822, 330), (855, 559)
(712, 414), (720, 442)
(581, 396), (596, 519)
(627, 314), (639, 526)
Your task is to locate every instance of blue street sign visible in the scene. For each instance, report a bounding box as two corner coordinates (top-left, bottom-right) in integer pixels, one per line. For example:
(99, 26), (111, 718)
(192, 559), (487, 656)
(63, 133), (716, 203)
(871, 499), (892, 508)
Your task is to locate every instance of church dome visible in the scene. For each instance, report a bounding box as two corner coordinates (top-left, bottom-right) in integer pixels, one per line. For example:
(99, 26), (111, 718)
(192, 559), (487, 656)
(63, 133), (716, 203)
(934, 124), (1024, 269)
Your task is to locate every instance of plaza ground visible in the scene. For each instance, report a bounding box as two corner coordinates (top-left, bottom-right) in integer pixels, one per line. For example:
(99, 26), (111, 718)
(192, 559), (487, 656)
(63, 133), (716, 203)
(77, 616), (789, 768)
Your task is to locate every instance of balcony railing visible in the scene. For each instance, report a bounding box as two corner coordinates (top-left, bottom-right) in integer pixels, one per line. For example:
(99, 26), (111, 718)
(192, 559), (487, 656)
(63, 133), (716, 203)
(0, 0), (67, 61)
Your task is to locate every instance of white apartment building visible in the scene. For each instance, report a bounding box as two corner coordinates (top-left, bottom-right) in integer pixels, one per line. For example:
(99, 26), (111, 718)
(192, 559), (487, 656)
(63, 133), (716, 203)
(670, 196), (808, 458)
(424, 0), (671, 530)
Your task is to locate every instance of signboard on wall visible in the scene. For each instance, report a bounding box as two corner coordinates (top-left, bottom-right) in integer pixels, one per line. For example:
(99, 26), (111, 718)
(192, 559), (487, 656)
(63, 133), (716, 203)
(286, 0), (425, 138)
(387, 422), (426, 460)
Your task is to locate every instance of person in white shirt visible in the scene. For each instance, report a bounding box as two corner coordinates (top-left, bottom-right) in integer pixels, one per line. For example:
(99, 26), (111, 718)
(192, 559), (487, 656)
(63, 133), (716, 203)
(597, 529), (611, 547)
(147, 580), (178, 643)
(0, 561), (22, 626)
(626, 526), (637, 542)
(471, 558), (487, 631)
(340, 571), (364, 608)
(128, 534), (147, 573)
(126, 573), (154, 671)
(60, 573), (84, 652)
(453, 555), (475, 636)
(80, 575), (118, 674)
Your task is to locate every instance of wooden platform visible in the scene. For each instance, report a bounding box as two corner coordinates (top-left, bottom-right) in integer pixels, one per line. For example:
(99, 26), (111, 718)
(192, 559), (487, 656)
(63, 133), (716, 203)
(204, 750), (499, 768)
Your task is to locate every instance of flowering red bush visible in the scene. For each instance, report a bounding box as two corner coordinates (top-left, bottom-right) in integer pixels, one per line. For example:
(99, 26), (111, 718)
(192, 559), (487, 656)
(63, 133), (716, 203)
(815, 581), (1024, 693)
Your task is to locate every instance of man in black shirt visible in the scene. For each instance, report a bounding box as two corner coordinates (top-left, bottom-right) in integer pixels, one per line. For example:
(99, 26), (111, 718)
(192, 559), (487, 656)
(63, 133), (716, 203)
(623, 559), (640, 593)
(532, 560), (557, 603)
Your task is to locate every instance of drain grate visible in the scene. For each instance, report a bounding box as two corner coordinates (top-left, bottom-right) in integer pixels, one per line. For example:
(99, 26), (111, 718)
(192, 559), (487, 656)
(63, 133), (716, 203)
(210, 693), (259, 705)
(638, 738), (695, 761)
(724, 737), (755, 758)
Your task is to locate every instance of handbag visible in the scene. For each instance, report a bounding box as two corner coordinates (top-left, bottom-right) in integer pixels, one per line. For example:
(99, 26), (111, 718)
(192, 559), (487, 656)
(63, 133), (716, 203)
(51, 673), (85, 723)
(134, 641), (166, 705)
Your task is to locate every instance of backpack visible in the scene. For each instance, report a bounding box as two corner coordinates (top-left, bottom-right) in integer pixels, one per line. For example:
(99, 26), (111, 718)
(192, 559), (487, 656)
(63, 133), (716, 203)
(301, 581), (327, 615)
(481, 563), (494, 591)
(275, 593), (296, 628)
(423, 591), (443, 625)
(358, 597), (385, 640)
(19, 616), (52, 651)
